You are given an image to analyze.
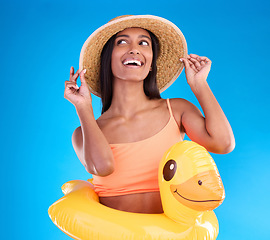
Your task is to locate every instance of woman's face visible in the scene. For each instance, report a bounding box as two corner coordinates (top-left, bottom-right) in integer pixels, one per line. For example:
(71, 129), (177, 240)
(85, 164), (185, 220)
(111, 28), (153, 83)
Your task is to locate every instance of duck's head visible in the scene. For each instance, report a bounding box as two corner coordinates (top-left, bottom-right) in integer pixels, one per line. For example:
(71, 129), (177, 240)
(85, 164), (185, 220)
(158, 141), (225, 220)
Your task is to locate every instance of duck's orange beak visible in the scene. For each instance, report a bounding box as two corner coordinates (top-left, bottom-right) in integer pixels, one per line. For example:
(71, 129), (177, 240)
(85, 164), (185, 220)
(170, 170), (225, 211)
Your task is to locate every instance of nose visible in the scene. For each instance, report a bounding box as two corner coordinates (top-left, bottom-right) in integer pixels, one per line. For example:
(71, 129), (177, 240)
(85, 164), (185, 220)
(128, 49), (140, 55)
(128, 43), (140, 55)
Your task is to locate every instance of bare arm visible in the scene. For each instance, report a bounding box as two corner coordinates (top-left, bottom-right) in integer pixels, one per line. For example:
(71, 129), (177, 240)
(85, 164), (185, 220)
(64, 67), (114, 176)
(180, 54), (235, 154)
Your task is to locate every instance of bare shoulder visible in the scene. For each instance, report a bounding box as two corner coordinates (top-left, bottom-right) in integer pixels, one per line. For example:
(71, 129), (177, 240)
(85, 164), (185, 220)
(168, 98), (203, 129)
(169, 98), (201, 115)
(96, 110), (115, 132)
(150, 98), (168, 112)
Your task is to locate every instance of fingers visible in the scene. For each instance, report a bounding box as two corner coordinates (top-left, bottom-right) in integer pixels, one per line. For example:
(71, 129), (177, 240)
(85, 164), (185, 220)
(180, 57), (199, 73)
(70, 66), (80, 83)
(79, 69), (87, 86)
(64, 81), (79, 100)
(180, 58), (194, 72)
(65, 80), (79, 90)
(66, 67), (87, 94)
(189, 53), (200, 59)
(70, 66), (75, 75)
(190, 54), (211, 65)
(180, 58), (189, 68)
(187, 55), (202, 70)
(197, 56), (211, 65)
(181, 54), (211, 71)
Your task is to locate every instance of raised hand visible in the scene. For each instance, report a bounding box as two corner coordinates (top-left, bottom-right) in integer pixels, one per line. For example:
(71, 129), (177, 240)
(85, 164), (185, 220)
(180, 54), (212, 86)
(64, 67), (92, 108)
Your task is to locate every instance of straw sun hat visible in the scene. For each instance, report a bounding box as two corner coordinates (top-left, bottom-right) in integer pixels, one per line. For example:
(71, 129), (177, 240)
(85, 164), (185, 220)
(79, 15), (188, 97)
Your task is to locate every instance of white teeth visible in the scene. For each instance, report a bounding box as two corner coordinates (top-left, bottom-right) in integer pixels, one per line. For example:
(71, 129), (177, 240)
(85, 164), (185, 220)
(123, 59), (142, 66)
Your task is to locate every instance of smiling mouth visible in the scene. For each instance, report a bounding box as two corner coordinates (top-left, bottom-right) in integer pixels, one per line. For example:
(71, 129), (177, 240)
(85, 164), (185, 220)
(174, 189), (220, 203)
(122, 59), (144, 67)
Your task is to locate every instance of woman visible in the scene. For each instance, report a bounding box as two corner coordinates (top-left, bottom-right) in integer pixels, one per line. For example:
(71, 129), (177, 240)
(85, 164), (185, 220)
(64, 15), (235, 214)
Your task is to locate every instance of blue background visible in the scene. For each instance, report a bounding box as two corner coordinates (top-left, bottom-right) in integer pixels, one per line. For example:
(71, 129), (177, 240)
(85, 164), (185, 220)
(1, 0), (269, 239)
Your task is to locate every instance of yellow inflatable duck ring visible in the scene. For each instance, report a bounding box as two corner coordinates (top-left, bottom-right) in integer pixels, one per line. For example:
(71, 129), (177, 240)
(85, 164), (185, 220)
(48, 141), (225, 240)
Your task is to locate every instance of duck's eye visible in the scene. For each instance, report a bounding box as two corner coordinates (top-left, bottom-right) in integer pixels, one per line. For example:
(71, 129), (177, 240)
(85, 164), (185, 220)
(198, 180), (202, 185)
(163, 160), (177, 181)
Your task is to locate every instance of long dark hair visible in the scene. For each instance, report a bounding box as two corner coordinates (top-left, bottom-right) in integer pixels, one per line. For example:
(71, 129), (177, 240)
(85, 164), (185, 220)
(100, 29), (160, 114)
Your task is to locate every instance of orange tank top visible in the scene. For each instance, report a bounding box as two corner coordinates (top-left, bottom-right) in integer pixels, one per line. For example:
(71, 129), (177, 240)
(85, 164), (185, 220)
(92, 99), (182, 197)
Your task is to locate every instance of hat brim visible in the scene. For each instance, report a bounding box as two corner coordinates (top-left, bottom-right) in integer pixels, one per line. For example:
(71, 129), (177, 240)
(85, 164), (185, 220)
(79, 15), (188, 97)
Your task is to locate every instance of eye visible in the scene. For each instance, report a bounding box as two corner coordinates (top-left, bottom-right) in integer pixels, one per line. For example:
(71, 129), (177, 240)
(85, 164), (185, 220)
(198, 180), (202, 185)
(117, 39), (127, 45)
(139, 40), (149, 46)
(163, 160), (177, 181)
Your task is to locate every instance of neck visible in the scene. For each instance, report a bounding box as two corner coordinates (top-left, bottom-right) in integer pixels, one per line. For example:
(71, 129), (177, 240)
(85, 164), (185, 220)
(109, 78), (150, 118)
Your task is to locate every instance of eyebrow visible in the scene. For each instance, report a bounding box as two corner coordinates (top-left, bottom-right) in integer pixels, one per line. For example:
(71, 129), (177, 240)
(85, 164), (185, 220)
(115, 34), (151, 40)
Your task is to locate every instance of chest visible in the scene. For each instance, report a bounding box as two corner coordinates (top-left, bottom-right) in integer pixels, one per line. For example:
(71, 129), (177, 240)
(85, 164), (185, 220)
(102, 111), (171, 144)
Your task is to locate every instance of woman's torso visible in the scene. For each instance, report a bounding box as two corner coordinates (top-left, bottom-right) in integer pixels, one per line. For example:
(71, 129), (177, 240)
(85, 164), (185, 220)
(96, 98), (185, 213)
